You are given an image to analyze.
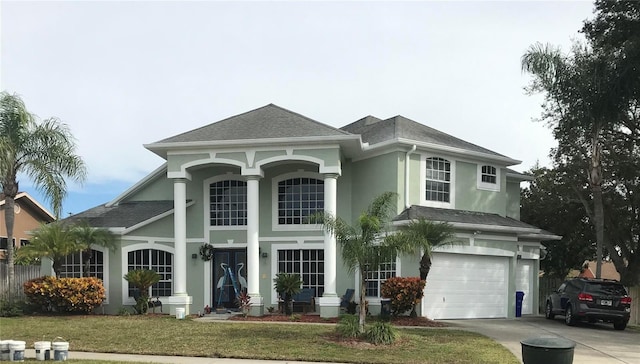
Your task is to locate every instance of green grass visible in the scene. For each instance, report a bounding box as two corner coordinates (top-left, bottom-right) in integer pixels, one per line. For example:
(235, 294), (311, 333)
(0, 316), (518, 364)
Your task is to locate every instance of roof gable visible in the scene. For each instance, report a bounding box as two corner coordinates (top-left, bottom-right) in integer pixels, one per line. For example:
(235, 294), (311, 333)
(342, 115), (509, 159)
(155, 104), (353, 144)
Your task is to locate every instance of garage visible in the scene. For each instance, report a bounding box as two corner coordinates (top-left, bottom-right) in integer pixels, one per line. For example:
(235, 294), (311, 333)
(421, 253), (509, 319)
(516, 259), (535, 315)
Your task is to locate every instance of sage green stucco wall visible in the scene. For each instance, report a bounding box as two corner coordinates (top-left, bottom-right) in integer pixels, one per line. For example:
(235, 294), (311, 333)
(350, 152), (402, 221)
(126, 173), (173, 201)
(454, 161), (506, 215)
(505, 180), (521, 220)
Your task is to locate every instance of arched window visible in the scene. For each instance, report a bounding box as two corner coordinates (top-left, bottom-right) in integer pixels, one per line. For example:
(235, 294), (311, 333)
(425, 157), (451, 203)
(209, 179), (247, 226)
(277, 177), (324, 225)
(126, 249), (172, 297)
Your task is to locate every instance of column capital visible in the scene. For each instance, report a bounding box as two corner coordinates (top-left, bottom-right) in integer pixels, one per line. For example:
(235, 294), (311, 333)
(168, 171), (192, 181)
(244, 174), (262, 182)
(323, 173), (340, 180)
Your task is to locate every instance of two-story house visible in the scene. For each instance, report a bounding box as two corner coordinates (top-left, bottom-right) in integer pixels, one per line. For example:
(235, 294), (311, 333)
(1, 192), (56, 260)
(64, 104), (558, 318)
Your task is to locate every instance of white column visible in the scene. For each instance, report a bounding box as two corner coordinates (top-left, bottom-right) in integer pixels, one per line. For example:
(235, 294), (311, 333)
(323, 174), (338, 297)
(174, 178), (187, 295)
(319, 173), (341, 318)
(246, 175), (263, 314)
(169, 178), (192, 316)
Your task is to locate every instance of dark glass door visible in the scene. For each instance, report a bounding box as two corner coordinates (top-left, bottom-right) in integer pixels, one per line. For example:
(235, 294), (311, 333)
(213, 249), (247, 309)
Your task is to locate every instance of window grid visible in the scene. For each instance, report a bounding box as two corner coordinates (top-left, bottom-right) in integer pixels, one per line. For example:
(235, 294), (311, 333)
(277, 249), (324, 298)
(127, 249), (172, 297)
(210, 180), (247, 226)
(425, 157), (451, 202)
(365, 261), (396, 297)
(59, 249), (104, 280)
(277, 178), (324, 225)
(481, 165), (497, 184)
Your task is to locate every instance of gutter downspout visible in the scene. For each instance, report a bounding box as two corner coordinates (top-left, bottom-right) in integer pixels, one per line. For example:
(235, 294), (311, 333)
(405, 145), (417, 209)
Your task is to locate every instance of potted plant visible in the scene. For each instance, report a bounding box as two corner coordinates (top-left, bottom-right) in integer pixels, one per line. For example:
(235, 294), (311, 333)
(123, 269), (161, 314)
(236, 291), (251, 317)
(273, 272), (302, 315)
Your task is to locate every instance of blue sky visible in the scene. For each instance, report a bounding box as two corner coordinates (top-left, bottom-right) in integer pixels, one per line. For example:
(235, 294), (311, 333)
(1, 1), (595, 217)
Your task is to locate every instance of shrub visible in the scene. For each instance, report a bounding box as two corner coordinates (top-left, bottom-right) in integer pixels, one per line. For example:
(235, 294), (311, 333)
(336, 314), (360, 338)
(366, 321), (397, 345)
(23, 276), (106, 313)
(381, 276), (425, 317)
(0, 299), (25, 317)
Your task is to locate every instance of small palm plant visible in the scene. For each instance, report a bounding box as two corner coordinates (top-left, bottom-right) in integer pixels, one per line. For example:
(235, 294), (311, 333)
(273, 272), (302, 315)
(123, 269), (161, 314)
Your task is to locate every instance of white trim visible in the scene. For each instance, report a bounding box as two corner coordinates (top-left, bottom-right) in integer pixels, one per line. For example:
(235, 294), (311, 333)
(433, 244), (515, 257)
(477, 164), (501, 192)
(93, 245), (110, 305)
(0, 192), (56, 221)
(420, 153), (456, 208)
(121, 242), (175, 306)
(271, 171), (325, 232)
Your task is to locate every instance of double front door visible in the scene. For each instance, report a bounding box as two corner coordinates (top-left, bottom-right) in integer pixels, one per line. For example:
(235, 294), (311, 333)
(213, 249), (247, 309)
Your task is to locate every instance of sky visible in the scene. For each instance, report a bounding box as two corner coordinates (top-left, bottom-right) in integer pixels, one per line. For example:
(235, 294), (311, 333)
(1, 0), (595, 217)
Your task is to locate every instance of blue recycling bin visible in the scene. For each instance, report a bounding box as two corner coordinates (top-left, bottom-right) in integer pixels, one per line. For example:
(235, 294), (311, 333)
(516, 291), (525, 317)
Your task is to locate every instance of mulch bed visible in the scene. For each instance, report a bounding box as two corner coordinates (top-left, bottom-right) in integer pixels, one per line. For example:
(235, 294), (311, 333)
(229, 313), (446, 327)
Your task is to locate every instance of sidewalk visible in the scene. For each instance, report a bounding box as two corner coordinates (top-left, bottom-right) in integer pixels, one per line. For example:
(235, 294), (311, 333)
(21, 349), (345, 364)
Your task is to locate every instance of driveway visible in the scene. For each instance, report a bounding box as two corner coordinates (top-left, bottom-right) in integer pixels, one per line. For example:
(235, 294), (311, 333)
(445, 316), (640, 364)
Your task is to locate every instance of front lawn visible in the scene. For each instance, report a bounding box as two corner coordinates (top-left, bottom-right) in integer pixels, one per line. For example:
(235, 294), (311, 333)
(0, 316), (518, 364)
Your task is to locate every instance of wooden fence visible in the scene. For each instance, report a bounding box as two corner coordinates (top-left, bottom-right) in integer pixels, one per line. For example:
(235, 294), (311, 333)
(0, 263), (42, 301)
(538, 276), (564, 314)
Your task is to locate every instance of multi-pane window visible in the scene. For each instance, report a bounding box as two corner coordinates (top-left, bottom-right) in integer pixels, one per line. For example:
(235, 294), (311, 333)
(210, 180), (247, 226)
(59, 249), (104, 280)
(19, 239), (29, 247)
(127, 249), (172, 297)
(365, 260), (396, 297)
(425, 157), (451, 202)
(277, 249), (324, 298)
(481, 165), (497, 184)
(277, 178), (324, 225)
(0, 237), (8, 250)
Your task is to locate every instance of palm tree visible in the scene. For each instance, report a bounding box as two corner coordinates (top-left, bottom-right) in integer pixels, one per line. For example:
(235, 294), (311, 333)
(273, 272), (302, 315)
(320, 191), (399, 333)
(123, 269), (161, 314)
(521, 43), (624, 278)
(16, 222), (78, 277)
(0, 91), (86, 299)
(392, 218), (456, 281)
(72, 221), (117, 277)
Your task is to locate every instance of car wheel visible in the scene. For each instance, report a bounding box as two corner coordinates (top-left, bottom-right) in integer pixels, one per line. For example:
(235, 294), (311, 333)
(565, 305), (576, 326)
(545, 301), (555, 319)
(613, 320), (627, 331)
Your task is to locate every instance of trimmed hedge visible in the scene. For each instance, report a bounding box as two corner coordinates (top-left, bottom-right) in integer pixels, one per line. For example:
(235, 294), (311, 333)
(23, 276), (106, 313)
(381, 276), (425, 316)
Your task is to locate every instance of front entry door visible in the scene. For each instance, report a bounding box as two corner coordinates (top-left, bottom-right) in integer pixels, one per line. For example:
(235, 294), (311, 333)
(213, 249), (247, 309)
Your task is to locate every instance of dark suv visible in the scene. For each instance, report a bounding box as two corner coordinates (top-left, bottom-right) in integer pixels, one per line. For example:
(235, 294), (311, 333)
(545, 278), (632, 330)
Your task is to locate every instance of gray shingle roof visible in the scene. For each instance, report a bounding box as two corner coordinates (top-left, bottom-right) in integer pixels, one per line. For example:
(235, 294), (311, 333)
(155, 104), (353, 143)
(394, 205), (541, 230)
(341, 115), (509, 158)
(64, 201), (175, 229)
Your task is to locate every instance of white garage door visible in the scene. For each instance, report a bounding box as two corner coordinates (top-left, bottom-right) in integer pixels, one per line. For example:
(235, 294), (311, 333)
(516, 259), (534, 315)
(422, 253), (508, 319)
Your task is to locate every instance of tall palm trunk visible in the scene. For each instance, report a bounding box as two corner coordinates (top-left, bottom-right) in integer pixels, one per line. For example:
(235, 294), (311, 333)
(590, 128), (604, 278)
(3, 182), (18, 302)
(358, 269), (367, 333)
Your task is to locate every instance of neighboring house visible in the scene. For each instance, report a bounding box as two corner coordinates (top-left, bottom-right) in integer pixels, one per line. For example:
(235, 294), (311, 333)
(0, 192), (56, 260)
(63, 104), (559, 319)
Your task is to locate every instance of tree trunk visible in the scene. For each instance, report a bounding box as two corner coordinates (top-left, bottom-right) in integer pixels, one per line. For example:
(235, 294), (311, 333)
(590, 128), (604, 279)
(419, 254), (432, 281)
(359, 270), (367, 333)
(3, 193), (17, 302)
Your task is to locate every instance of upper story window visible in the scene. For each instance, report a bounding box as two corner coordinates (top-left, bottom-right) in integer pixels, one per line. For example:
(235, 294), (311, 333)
(209, 179), (247, 226)
(425, 157), (451, 203)
(477, 164), (500, 191)
(277, 177), (324, 225)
